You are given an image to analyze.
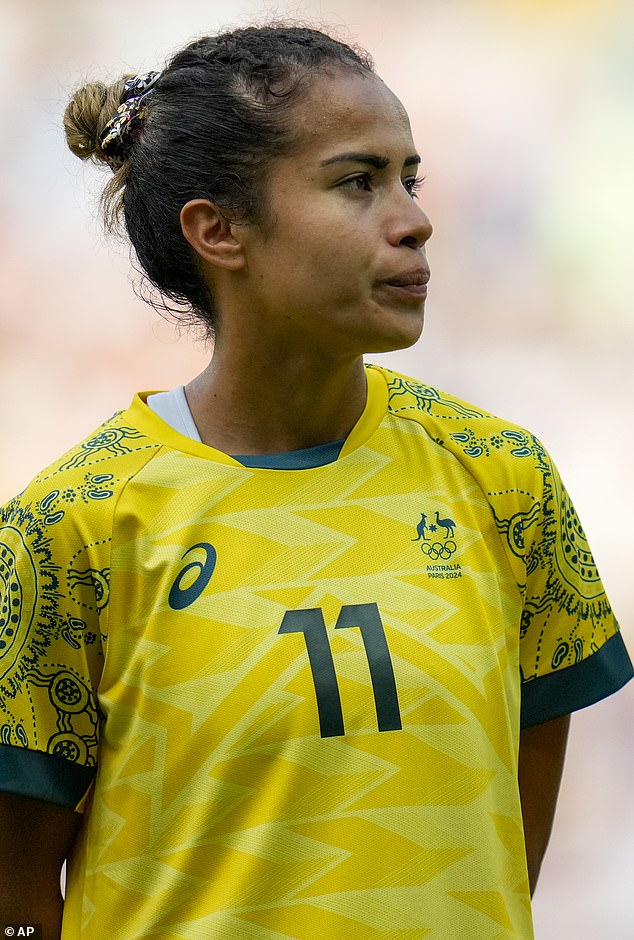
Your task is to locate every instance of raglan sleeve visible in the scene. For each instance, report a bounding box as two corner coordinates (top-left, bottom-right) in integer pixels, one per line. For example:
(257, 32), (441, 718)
(516, 440), (633, 727)
(0, 477), (109, 811)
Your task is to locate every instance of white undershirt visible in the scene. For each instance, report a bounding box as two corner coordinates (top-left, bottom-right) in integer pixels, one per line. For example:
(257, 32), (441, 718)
(146, 387), (202, 442)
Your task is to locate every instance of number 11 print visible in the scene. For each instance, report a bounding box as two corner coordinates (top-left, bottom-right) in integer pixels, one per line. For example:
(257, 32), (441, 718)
(278, 602), (402, 737)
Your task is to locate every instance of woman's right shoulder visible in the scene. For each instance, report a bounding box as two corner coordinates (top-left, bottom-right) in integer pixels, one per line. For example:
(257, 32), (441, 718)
(1, 404), (162, 524)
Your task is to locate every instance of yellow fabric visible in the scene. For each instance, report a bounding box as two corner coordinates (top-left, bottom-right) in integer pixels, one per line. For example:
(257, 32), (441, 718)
(0, 365), (623, 938)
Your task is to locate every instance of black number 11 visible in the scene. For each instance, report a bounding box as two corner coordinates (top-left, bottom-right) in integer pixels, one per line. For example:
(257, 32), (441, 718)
(278, 603), (402, 738)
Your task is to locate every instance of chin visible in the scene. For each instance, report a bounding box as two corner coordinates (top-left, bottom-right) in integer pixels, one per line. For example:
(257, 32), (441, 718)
(365, 317), (425, 354)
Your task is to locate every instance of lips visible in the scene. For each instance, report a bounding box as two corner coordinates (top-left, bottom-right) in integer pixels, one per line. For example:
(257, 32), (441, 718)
(386, 268), (430, 288)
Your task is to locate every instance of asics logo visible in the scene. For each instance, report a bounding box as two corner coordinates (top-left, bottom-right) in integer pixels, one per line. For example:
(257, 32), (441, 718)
(168, 542), (216, 610)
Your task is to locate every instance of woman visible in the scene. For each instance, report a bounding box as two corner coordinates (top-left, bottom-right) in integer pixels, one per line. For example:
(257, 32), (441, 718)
(0, 24), (631, 939)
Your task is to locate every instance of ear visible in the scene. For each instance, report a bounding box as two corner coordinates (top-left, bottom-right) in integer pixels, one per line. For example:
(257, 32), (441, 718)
(180, 199), (246, 271)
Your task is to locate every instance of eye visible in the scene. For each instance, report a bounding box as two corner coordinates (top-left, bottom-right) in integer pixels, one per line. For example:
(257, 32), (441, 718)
(340, 172), (375, 193)
(403, 175), (426, 199)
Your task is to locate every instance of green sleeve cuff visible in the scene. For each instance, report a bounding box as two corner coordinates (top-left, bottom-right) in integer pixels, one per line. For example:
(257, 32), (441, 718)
(521, 630), (634, 728)
(0, 744), (96, 810)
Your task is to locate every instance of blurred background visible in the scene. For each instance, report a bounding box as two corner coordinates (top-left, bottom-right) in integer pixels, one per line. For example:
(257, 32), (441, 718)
(1, 0), (632, 934)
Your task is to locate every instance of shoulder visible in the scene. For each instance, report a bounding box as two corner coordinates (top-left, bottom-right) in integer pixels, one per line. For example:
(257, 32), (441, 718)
(0, 400), (164, 593)
(373, 363), (499, 424)
(369, 363), (551, 485)
(368, 364), (559, 582)
(2, 399), (162, 524)
(24, 401), (161, 490)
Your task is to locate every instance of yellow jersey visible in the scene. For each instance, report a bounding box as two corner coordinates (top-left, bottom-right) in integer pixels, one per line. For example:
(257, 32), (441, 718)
(0, 365), (631, 939)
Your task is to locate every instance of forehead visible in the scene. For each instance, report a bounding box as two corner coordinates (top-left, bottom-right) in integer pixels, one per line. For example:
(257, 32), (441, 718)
(291, 70), (415, 159)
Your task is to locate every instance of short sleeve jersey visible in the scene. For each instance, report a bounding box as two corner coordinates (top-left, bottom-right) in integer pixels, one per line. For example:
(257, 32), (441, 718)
(1, 365), (631, 939)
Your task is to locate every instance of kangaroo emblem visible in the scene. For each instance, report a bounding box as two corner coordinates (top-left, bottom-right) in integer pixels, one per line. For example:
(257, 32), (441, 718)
(412, 513), (428, 541)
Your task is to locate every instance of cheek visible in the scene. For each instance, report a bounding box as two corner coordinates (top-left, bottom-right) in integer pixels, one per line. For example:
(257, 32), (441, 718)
(263, 211), (375, 298)
(305, 230), (373, 280)
(306, 250), (370, 301)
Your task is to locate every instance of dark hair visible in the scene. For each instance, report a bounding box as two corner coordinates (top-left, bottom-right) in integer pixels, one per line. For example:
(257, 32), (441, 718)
(63, 25), (374, 335)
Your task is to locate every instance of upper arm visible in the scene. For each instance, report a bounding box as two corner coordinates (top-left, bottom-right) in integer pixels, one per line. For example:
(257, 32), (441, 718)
(0, 791), (81, 929)
(518, 712), (570, 895)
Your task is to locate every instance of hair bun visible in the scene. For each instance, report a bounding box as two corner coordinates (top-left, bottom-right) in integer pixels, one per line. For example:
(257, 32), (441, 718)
(63, 77), (132, 165)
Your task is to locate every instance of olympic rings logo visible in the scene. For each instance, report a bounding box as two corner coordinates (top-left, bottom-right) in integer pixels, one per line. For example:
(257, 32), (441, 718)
(420, 540), (457, 561)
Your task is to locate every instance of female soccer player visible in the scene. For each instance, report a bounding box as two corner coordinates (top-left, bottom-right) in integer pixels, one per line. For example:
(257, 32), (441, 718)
(0, 24), (631, 940)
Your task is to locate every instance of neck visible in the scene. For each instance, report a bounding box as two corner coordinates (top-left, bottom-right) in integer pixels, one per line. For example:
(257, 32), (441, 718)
(185, 346), (368, 455)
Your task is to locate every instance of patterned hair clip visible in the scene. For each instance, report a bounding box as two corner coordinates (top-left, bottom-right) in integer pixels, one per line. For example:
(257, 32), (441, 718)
(100, 70), (161, 171)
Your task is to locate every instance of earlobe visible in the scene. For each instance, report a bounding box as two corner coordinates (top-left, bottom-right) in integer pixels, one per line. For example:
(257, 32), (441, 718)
(180, 199), (246, 271)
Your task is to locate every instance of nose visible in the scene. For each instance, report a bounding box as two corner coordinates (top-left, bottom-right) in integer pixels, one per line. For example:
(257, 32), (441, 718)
(389, 191), (433, 250)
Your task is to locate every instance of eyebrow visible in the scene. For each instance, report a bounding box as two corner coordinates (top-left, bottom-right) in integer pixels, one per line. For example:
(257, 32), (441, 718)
(320, 152), (421, 170)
